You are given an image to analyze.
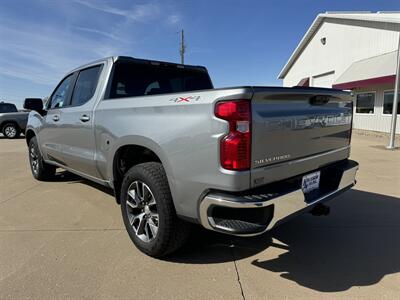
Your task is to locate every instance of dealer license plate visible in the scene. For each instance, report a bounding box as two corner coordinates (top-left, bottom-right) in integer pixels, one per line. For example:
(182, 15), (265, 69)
(302, 171), (321, 193)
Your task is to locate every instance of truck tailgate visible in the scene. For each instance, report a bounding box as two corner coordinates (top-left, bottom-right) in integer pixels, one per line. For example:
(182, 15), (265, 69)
(250, 87), (352, 187)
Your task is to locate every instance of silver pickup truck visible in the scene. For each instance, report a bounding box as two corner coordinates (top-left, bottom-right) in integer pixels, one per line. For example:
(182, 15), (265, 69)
(24, 56), (358, 257)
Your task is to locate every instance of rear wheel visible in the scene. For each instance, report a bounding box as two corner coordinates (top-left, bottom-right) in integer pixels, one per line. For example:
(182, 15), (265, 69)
(2, 123), (20, 139)
(120, 162), (191, 257)
(28, 136), (56, 180)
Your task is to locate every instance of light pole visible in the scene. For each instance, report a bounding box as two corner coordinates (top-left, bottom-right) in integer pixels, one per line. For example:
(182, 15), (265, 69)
(179, 29), (186, 65)
(387, 33), (400, 149)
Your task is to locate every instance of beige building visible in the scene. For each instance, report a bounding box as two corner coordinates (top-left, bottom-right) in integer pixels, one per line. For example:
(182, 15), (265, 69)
(279, 12), (400, 133)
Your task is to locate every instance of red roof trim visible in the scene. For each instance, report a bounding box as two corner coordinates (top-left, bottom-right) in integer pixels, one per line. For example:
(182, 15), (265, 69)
(296, 77), (310, 87)
(332, 75), (396, 90)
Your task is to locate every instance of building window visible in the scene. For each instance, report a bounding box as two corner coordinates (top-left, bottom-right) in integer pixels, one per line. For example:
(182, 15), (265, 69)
(356, 93), (375, 114)
(383, 91), (400, 115)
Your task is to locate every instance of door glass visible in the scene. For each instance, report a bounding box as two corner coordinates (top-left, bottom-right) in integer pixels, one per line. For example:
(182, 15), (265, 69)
(144, 81), (160, 95)
(49, 75), (74, 109)
(0, 103), (18, 113)
(71, 65), (102, 106)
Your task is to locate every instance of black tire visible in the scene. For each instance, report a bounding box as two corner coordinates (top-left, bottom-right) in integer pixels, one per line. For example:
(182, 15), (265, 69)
(120, 162), (191, 257)
(2, 123), (20, 139)
(28, 136), (56, 181)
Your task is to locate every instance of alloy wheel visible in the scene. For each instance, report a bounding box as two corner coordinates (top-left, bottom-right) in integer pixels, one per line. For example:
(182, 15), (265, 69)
(4, 126), (16, 138)
(126, 181), (159, 242)
(29, 144), (39, 174)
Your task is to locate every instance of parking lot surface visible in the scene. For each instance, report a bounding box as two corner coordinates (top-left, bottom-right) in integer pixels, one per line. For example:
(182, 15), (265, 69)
(0, 133), (399, 299)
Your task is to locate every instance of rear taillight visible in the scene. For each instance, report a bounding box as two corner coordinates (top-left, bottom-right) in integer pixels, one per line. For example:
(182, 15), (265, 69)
(215, 100), (251, 170)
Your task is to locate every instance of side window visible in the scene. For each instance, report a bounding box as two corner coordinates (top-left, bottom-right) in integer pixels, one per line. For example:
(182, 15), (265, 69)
(144, 81), (160, 95)
(49, 74), (74, 109)
(71, 65), (102, 106)
(355, 93), (375, 114)
(0, 103), (18, 113)
(107, 61), (213, 99)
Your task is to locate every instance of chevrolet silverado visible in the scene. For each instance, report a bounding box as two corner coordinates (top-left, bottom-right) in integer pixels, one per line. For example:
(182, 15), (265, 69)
(24, 56), (358, 257)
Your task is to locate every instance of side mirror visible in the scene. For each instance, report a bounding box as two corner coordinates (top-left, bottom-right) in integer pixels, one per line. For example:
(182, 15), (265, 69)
(24, 98), (44, 112)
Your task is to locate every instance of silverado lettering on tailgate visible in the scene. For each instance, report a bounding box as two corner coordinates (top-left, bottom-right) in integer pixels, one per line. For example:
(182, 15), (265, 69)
(254, 154), (291, 166)
(263, 113), (351, 132)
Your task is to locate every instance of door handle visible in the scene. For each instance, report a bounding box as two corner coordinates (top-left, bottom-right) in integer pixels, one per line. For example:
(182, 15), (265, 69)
(53, 115), (60, 122)
(80, 115), (90, 122)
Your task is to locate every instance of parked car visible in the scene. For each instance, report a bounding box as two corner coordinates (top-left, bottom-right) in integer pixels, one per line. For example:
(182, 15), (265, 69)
(24, 56), (359, 257)
(0, 102), (29, 138)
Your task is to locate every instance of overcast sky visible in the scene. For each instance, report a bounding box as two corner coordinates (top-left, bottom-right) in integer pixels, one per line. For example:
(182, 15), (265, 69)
(1, 0), (399, 107)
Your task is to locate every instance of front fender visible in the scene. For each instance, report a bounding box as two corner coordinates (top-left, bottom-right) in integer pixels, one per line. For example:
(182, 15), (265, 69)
(25, 111), (44, 148)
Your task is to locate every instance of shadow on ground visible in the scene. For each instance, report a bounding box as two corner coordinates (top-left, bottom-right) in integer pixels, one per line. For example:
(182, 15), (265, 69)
(0, 135), (25, 140)
(53, 171), (400, 292)
(167, 226), (274, 264)
(169, 189), (400, 292)
(54, 170), (114, 196)
(250, 189), (400, 292)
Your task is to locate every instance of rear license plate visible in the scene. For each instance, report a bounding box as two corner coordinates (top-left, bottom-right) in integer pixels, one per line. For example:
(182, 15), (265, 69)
(302, 171), (321, 193)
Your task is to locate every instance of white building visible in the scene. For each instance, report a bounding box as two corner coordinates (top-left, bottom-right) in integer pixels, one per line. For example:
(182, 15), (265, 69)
(279, 12), (400, 133)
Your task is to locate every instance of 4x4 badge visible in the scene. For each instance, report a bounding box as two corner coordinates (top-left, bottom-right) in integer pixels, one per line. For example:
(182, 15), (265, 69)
(169, 96), (200, 103)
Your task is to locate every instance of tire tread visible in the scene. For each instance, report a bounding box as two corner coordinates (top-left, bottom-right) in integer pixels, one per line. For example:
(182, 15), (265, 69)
(29, 137), (56, 181)
(121, 162), (190, 257)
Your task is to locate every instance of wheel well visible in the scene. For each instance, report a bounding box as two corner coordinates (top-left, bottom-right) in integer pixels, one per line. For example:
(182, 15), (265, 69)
(25, 130), (36, 146)
(113, 145), (161, 204)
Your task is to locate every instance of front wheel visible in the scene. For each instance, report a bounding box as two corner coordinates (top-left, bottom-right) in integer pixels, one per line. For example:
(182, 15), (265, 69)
(2, 123), (20, 139)
(120, 162), (190, 257)
(28, 136), (56, 181)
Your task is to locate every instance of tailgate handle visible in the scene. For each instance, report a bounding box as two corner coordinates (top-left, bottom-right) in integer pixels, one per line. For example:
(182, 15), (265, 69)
(309, 95), (330, 106)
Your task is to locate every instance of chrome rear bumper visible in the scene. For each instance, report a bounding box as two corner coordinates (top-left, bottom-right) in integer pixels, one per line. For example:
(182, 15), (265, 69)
(199, 161), (358, 236)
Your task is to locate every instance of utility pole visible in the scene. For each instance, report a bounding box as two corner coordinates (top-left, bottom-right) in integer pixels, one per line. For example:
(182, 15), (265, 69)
(387, 33), (400, 149)
(179, 29), (185, 65)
